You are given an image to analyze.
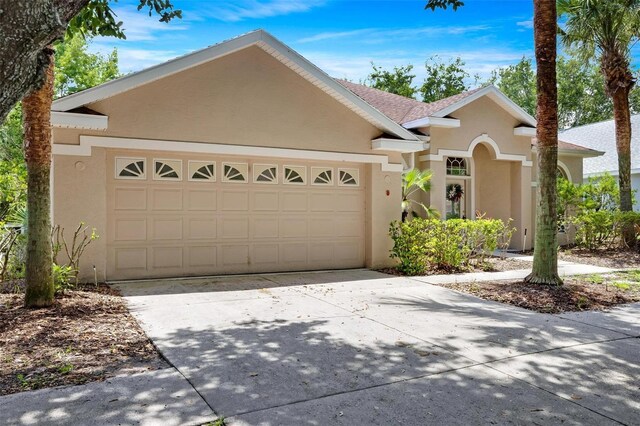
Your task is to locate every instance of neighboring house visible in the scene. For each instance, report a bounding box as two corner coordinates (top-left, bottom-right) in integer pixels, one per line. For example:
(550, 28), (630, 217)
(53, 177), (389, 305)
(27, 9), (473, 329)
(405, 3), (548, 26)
(560, 115), (640, 211)
(50, 30), (600, 281)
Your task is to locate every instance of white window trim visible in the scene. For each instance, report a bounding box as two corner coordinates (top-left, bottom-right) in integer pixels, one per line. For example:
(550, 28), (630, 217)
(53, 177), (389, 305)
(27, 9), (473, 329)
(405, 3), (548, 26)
(152, 158), (183, 181)
(115, 156), (146, 180)
(282, 165), (307, 185)
(311, 167), (334, 186)
(222, 162), (249, 184)
(53, 136), (404, 173)
(253, 163), (278, 184)
(338, 168), (360, 187)
(188, 160), (216, 182)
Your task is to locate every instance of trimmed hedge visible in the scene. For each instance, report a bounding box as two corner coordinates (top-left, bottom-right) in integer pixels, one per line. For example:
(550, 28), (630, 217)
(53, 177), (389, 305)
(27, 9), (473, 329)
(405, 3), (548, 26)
(389, 218), (515, 275)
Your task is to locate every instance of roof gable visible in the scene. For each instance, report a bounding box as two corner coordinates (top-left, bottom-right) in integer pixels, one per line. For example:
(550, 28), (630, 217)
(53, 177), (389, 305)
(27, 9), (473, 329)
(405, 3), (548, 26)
(52, 30), (418, 141)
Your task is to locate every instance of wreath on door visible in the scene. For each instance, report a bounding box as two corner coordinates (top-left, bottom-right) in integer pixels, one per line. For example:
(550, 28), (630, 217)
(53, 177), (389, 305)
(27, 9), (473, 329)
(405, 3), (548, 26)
(446, 183), (464, 202)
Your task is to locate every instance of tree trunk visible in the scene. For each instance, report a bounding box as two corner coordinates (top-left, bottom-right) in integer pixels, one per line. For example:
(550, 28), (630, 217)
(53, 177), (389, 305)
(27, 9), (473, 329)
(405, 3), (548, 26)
(23, 48), (55, 308)
(0, 0), (89, 122)
(611, 85), (635, 245)
(525, 0), (562, 286)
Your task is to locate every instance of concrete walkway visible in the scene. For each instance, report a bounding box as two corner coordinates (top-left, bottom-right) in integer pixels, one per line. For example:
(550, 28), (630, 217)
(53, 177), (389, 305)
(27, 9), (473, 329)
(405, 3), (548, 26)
(106, 269), (638, 425)
(0, 369), (216, 426)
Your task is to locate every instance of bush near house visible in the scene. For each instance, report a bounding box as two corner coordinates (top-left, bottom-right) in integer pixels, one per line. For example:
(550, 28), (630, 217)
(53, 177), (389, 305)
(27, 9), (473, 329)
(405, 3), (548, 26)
(389, 218), (515, 275)
(558, 174), (640, 250)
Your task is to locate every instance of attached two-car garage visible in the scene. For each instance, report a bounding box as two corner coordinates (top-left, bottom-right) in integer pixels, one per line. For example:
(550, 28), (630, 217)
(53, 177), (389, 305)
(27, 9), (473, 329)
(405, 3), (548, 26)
(106, 151), (366, 279)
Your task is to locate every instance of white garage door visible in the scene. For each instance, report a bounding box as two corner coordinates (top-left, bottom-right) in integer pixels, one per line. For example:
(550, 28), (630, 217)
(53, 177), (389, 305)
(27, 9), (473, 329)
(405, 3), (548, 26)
(106, 151), (366, 280)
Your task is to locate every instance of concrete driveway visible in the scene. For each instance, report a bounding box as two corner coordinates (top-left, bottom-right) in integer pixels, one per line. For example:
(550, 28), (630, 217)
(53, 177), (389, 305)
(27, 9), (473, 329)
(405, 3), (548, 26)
(114, 270), (640, 425)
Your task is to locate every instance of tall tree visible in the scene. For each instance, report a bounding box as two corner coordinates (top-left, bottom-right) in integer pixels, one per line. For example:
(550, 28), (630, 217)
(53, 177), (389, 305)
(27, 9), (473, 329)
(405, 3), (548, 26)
(16, 1), (180, 307)
(367, 64), (417, 98)
(420, 56), (475, 102)
(0, 0), (180, 123)
(558, 0), (640, 244)
(525, 0), (562, 285)
(426, 0), (562, 285)
(488, 57), (538, 118)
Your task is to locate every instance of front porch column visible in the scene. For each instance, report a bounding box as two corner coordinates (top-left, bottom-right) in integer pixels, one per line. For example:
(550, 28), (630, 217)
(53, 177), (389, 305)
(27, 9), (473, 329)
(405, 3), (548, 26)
(510, 162), (533, 251)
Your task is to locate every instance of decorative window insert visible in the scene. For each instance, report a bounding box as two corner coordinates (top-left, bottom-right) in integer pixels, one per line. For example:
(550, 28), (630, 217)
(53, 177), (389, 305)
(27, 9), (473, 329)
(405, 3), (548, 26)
(446, 157), (468, 176)
(311, 167), (333, 185)
(283, 166), (306, 185)
(153, 159), (182, 181)
(253, 164), (278, 184)
(338, 168), (359, 187)
(222, 162), (248, 183)
(188, 161), (216, 182)
(115, 157), (146, 180)
(557, 166), (568, 180)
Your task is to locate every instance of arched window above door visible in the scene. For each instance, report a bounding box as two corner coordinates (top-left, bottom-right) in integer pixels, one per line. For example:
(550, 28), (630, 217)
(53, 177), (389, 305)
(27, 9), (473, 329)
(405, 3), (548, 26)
(446, 157), (468, 176)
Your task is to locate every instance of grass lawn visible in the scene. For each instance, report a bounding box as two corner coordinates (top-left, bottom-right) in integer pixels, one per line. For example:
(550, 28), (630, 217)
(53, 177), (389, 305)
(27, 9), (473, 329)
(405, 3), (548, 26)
(0, 284), (166, 396)
(434, 270), (640, 313)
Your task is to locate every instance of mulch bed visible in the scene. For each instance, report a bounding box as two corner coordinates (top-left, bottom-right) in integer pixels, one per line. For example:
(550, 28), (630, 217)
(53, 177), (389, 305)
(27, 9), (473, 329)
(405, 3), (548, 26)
(433, 275), (640, 313)
(379, 256), (533, 277)
(559, 248), (640, 269)
(0, 283), (166, 396)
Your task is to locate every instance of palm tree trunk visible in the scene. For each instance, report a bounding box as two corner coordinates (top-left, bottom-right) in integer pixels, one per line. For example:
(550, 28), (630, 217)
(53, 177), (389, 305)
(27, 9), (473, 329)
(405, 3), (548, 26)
(611, 88), (635, 244)
(23, 47), (55, 308)
(525, 0), (562, 286)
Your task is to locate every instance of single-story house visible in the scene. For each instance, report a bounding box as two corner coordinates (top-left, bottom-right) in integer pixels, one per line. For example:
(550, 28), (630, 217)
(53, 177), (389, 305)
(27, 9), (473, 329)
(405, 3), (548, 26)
(50, 30), (601, 281)
(560, 115), (639, 211)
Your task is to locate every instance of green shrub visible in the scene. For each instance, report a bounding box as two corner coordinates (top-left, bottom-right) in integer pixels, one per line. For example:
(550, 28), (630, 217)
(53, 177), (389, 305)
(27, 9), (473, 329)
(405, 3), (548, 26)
(573, 211), (640, 250)
(53, 264), (76, 294)
(389, 218), (515, 275)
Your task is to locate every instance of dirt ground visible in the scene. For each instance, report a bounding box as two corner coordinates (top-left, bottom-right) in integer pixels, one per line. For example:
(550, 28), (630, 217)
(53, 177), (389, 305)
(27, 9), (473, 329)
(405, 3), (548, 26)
(0, 283), (166, 396)
(433, 271), (640, 313)
(559, 248), (640, 269)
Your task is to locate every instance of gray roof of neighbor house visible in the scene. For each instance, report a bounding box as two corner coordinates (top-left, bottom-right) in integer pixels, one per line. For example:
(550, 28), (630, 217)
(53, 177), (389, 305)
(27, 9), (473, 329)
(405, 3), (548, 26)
(560, 115), (640, 175)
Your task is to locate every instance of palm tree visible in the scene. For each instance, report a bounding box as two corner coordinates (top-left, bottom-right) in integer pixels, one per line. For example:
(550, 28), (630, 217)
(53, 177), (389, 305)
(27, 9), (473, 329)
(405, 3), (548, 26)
(401, 168), (439, 221)
(525, 0), (562, 285)
(558, 0), (640, 245)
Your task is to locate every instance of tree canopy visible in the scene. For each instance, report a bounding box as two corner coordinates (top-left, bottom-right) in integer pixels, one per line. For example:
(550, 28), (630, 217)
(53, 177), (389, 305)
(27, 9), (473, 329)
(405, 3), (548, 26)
(367, 64), (417, 98)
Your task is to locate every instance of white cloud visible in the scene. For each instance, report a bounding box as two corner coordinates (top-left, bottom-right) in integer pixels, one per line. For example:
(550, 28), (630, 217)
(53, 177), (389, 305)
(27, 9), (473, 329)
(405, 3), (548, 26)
(107, 8), (190, 41)
(298, 29), (374, 44)
(297, 25), (491, 44)
(516, 19), (533, 29)
(89, 41), (182, 73)
(201, 0), (327, 22)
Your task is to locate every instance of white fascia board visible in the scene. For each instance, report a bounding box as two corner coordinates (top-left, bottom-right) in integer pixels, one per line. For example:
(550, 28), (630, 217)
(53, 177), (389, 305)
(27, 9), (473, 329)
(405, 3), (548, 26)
(432, 85), (537, 128)
(51, 30), (418, 142)
(514, 126), (536, 137)
(372, 138), (429, 153)
(402, 116), (460, 129)
(50, 111), (108, 130)
(533, 146), (605, 158)
(53, 136), (404, 172)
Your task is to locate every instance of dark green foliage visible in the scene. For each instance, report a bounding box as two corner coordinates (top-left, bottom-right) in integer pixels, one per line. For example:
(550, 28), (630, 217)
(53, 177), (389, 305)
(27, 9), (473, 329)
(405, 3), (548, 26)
(367, 64), (417, 98)
(425, 0), (465, 11)
(389, 218), (514, 275)
(420, 56), (475, 103)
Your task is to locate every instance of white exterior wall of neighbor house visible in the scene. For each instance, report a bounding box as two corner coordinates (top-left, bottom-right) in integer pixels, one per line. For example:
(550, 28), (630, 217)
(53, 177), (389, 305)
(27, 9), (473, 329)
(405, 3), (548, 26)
(51, 38), (405, 281)
(560, 114), (640, 211)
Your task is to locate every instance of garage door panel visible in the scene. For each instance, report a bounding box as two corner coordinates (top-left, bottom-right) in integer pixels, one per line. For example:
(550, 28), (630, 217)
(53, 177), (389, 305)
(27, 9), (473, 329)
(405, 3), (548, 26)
(114, 218), (147, 241)
(108, 153), (365, 279)
(220, 217), (250, 239)
(115, 247), (147, 270)
(280, 217), (307, 238)
(188, 245), (217, 267)
(309, 192), (334, 212)
(252, 243), (279, 265)
(281, 191), (307, 212)
(221, 190), (249, 211)
(188, 218), (217, 240)
(280, 243), (307, 264)
(252, 191), (279, 211)
(252, 217), (279, 239)
(152, 217), (183, 240)
(152, 246), (183, 268)
(151, 188), (183, 211)
(186, 189), (217, 211)
(114, 187), (147, 210)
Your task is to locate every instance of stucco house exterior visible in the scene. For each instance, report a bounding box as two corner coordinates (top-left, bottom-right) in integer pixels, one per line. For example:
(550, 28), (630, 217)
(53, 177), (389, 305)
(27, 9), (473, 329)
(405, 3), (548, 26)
(50, 30), (600, 281)
(560, 115), (639, 211)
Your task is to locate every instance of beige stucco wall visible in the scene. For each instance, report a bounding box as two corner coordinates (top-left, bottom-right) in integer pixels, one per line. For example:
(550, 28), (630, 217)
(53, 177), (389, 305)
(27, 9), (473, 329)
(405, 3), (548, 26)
(52, 45), (403, 279)
(474, 144), (512, 222)
(53, 148), (107, 282)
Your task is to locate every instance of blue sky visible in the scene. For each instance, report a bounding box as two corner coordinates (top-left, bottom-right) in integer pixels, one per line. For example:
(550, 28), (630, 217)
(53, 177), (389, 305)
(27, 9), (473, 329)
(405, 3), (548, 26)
(91, 0), (539, 85)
